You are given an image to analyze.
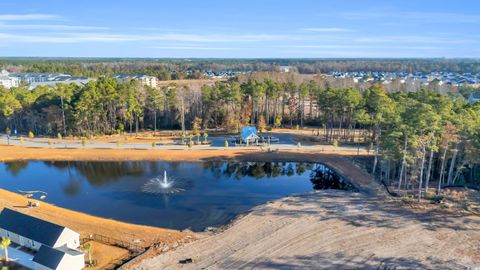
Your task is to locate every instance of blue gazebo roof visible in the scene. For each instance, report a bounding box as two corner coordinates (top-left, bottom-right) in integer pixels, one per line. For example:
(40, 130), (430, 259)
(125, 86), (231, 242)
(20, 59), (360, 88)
(241, 126), (258, 140)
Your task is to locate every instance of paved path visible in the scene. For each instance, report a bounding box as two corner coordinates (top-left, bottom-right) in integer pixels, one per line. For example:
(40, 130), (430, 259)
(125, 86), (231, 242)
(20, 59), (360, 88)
(0, 134), (366, 153)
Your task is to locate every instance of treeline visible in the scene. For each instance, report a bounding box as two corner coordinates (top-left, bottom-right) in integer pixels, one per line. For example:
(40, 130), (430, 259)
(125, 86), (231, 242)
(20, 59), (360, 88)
(365, 87), (480, 199)
(0, 59), (206, 80)
(294, 58), (480, 74)
(0, 77), (479, 191)
(2, 58), (480, 77)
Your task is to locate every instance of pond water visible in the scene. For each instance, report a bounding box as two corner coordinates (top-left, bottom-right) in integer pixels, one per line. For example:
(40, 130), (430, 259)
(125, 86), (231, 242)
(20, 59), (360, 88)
(0, 161), (353, 231)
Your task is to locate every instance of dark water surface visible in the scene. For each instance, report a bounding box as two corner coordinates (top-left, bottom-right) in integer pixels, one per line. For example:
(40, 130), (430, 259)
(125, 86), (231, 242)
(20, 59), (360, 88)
(0, 161), (352, 231)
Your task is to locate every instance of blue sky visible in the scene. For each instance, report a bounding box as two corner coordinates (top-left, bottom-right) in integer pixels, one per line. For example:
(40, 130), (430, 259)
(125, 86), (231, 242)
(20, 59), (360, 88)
(0, 0), (479, 58)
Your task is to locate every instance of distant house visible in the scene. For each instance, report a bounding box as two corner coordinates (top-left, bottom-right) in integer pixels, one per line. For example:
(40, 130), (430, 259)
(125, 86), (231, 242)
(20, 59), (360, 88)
(0, 70), (20, 89)
(279, 66), (292, 73)
(136, 75), (158, 88)
(468, 92), (480, 104)
(114, 74), (158, 88)
(241, 126), (260, 144)
(0, 208), (84, 270)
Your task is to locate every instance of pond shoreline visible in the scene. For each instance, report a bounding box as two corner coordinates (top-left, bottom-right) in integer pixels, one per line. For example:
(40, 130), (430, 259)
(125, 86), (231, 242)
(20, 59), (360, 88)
(0, 145), (378, 192)
(0, 144), (383, 233)
(0, 145), (387, 267)
(1, 160), (342, 230)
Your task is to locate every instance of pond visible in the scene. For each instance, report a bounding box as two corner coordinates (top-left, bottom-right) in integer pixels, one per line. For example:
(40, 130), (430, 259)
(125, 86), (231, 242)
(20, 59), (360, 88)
(0, 161), (354, 231)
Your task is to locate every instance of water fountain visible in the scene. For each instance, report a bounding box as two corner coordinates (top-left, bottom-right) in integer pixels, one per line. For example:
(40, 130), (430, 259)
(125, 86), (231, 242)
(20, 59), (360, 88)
(160, 170), (173, 188)
(141, 170), (186, 194)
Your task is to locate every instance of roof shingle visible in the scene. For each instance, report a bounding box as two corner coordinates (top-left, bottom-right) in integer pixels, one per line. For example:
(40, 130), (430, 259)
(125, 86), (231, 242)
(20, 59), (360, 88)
(0, 208), (66, 247)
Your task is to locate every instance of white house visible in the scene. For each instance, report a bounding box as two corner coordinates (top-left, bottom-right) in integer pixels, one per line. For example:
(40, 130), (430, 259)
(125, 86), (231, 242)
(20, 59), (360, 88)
(33, 245), (84, 270)
(136, 75), (158, 88)
(0, 70), (20, 89)
(0, 208), (84, 270)
(113, 74), (158, 88)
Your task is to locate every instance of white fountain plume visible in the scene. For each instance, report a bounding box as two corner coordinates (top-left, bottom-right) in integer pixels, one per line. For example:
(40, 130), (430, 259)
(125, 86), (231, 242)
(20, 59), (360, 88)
(141, 170), (186, 194)
(160, 170), (172, 188)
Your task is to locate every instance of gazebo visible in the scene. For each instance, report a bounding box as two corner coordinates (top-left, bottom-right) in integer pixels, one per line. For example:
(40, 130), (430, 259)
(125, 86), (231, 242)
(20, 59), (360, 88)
(241, 126), (260, 145)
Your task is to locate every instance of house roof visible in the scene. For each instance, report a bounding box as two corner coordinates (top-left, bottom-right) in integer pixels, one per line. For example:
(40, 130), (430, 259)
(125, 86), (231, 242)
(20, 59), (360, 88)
(33, 245), (66, 269)
(470, 92), (480, 99)
(0, 208), (66, 247)
(241, 126), (259, 140)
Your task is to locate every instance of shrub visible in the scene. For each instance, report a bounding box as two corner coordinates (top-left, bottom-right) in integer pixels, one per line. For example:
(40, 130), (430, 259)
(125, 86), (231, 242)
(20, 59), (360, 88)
(332, 139), (339, 148)
(274, 115), (282, 128)
(118, 123), (125, 133)
(203, 131), (209, 143)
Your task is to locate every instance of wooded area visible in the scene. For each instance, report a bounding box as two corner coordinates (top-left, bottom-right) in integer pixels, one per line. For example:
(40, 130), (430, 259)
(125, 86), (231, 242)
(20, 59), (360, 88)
(2, 58), (480, 77)
(0, 75), (479, 196)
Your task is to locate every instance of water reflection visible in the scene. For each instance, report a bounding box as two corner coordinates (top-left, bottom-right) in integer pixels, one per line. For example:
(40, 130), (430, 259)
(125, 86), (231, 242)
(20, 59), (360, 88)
(62, 176), (82, 196)
(0, 160), (354, 230)
(203, 161), (315, 179)
(4, 161), (28, 176)
(3, 161), (353, 191)
(310, 164), (357, 191)
(203, 161), (352, 191)
(44, 161), (146, 186)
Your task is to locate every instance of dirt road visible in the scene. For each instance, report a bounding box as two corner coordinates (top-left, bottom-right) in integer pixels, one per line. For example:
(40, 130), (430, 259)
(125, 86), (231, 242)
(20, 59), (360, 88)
(133, 191), (480, 270)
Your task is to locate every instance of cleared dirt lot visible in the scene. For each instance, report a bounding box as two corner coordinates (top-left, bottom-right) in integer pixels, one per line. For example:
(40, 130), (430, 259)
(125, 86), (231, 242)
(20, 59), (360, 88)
(133, 191), (480, 270)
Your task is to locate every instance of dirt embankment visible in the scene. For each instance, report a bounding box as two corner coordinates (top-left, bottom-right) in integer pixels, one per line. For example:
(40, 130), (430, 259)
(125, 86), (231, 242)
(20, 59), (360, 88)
(0, 145), (363, 163)
(0, 189), (193, 249)
(133, 191), (480, 270)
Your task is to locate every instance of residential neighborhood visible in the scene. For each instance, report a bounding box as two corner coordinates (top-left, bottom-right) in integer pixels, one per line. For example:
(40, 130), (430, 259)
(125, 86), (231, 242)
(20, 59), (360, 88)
(0, 69), (160, 89)
(327, 71), (480, 87)
(0, 70), (92, 90)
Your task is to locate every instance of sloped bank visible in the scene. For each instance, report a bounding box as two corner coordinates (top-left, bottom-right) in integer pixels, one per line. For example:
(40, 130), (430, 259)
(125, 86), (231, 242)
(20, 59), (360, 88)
(131, 189), (480, 270)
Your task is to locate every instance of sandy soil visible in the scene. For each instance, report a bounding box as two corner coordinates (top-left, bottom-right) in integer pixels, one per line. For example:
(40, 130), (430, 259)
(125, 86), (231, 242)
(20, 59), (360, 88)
(83, 241), (130, 270)
(132, 191), (480, 270)
(0, 145), (364, 161)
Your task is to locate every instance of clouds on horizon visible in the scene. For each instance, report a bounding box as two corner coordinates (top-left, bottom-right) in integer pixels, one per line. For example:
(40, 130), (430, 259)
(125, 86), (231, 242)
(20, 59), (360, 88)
(0, 7), (478, 58)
